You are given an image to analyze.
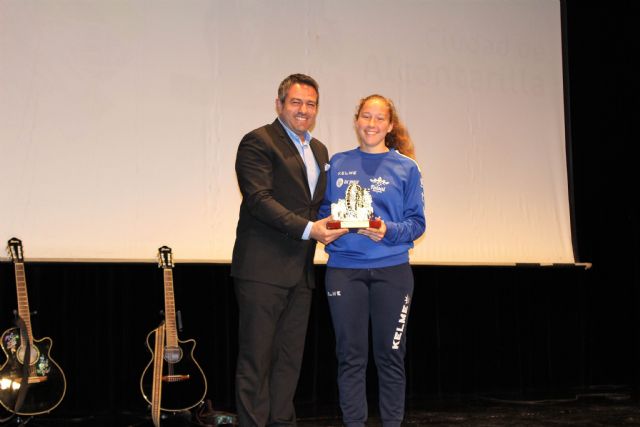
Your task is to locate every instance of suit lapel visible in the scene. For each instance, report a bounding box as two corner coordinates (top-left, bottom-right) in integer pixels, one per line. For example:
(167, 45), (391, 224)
(309, 139), (326, 201)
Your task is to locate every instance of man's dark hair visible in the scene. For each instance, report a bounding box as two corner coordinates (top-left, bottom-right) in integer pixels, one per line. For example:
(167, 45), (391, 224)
(277, 74), (319, 104)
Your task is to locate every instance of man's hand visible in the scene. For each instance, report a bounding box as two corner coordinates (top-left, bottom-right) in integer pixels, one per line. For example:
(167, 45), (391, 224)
(310, 216), (349, 245)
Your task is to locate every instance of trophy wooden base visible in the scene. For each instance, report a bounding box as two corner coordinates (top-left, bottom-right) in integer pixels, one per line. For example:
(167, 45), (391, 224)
(326, 219), (381, 230)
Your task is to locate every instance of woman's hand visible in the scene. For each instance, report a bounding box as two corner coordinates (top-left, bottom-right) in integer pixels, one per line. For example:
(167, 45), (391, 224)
(357, 218), (386, 242)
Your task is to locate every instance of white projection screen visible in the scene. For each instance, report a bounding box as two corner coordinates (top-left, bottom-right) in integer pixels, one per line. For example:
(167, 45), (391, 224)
(0, 0), (574, 265)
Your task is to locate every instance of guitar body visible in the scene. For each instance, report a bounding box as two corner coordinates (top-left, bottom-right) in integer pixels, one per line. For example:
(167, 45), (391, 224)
(0, 327), (66, 415)
(140, 331), (207, 412)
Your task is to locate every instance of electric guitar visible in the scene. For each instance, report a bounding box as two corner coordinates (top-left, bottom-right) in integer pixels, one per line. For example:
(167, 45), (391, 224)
(140, 246), (207, 412)
(0, 238), (66, 415)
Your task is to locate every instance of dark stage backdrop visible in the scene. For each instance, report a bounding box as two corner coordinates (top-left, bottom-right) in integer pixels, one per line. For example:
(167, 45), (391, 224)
(0, 261), (636, 419)
(0, 0), (637, 421)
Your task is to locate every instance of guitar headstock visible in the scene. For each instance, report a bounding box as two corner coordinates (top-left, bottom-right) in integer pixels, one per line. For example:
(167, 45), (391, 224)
(158, 246), (174, 269)
(7, 237), (24, 263)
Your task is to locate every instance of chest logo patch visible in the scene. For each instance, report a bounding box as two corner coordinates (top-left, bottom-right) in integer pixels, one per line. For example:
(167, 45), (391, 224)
(370, 176), (390, 193)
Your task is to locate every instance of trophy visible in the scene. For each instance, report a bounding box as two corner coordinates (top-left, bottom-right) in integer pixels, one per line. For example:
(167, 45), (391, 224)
(326, 182), (382, 229)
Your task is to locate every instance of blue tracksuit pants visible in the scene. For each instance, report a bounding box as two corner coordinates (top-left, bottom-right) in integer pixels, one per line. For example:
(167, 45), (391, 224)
(325, 263), (414, 427)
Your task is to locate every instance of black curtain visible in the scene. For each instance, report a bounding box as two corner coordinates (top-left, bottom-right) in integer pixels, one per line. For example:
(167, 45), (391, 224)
(0, 261), (635, 418)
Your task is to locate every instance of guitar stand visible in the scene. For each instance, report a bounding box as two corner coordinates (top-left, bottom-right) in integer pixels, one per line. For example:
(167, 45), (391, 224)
(144, 408), (193, 426)
(162, 410), (192, 424)
(6, 415), (35, 426)
(6, 312), (41, 427)
(157, 310), (184, 333)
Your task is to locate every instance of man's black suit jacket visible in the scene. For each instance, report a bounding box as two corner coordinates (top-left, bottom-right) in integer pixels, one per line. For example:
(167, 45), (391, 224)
(231, 119), (329, 288)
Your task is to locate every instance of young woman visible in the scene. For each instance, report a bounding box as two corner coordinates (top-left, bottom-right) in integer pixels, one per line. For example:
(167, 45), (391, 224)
(320, 94), (426, 427)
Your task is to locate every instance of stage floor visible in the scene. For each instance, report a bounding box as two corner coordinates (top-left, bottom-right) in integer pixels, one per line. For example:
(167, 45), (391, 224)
(2, 392), (638, 426)
(297, 393), (640, 426)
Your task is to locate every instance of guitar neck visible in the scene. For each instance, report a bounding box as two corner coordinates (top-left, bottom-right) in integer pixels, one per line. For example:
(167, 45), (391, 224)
(14, 262), (34, 346)
(163, 268), (179, 348)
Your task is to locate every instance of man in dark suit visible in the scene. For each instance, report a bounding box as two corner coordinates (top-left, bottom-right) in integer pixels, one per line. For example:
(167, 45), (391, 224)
(231, 74), (347, 426)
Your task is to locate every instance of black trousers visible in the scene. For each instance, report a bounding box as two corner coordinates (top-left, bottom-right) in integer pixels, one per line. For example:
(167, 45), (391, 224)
(234, 278), (312, 427)
(325, 264), (414, 427)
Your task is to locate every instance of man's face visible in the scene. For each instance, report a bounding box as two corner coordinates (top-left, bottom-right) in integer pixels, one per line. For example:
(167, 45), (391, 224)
(276, 83), (318, 139)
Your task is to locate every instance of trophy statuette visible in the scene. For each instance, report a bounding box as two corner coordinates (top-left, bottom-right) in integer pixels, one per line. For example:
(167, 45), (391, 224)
(326, 183), (381, 229)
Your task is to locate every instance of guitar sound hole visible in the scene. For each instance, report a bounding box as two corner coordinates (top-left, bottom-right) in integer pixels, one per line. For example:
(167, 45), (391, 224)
(17, 345), (40, 365)
(164, 346), (182, 364)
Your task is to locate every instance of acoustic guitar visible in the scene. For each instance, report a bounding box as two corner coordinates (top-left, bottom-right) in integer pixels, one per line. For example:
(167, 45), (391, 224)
(0, 238), (66, 415)
(140, 246), (207, 412)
